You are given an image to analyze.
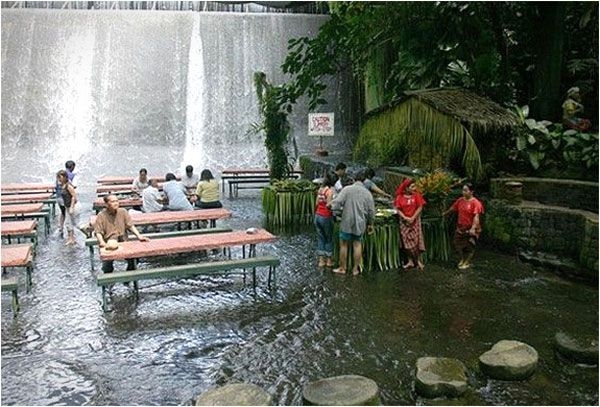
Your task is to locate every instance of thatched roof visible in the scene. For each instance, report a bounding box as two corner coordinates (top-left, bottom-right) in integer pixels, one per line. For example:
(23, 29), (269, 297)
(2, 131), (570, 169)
(367, 88), (519, 133)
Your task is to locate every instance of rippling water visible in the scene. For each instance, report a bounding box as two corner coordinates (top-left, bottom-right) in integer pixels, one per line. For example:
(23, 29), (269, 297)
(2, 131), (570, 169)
(1, 191), (598, 405)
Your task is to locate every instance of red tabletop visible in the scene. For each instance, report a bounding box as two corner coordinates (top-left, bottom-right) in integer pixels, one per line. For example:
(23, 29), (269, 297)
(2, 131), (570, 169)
(97, 175), (179, 185)
(1, 220), (37, 236)
(1, 183), (55, 194)
(96, 183), (164, 194)
(1, 243), (33, 267)
(1, 192), (54, 203)
(222, 168), (303, 175)
(100, 229), (275, 261)
(1, 203), (44, 215)
(90, 208), (232, 226)
(93, 197), (142, 208)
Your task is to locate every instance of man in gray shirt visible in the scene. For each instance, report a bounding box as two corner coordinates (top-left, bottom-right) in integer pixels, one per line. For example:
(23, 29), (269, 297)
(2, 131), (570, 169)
(329, 170), (375, 275)
(162, 173), (193, 211)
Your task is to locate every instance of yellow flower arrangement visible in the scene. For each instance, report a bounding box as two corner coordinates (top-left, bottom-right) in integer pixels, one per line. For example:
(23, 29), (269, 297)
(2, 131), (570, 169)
(415, 169), (456, 215)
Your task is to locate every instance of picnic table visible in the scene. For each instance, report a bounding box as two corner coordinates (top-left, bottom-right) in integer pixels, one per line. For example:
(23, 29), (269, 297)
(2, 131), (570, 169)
(99, 228), (275, 263)
(96, 183), (164, 196)
(1, 243), (34, 290)
(1, 203), (44, 215)
(93, 197), (142, 213)
(97, 175), (178, 185)
(1, 183), (55, 194)
(1, 220), (38, 245)
(220, 167), (303, 198)
(0, 203), (50, 235)
(90, 207), (232, 229)
(1, 192), (57, 216)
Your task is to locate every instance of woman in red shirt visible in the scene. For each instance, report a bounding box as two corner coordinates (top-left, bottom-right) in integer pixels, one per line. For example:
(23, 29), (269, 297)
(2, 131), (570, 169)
(314, 171), (336, 268)
(443, 183), (484, 269)
(394, 179), (427, 270)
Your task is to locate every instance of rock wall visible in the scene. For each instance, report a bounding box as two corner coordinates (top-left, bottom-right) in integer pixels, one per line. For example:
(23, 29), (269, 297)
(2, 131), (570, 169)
(490, 178), (598, 213)
(484, 199), (598, 281)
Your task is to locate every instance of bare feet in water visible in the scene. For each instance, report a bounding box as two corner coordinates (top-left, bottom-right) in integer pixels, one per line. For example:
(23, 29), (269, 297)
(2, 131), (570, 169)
(332, 268), (346, 275)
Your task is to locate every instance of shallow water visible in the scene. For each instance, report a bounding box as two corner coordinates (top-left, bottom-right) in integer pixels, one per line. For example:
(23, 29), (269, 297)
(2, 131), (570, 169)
(1, 190), (598, 406)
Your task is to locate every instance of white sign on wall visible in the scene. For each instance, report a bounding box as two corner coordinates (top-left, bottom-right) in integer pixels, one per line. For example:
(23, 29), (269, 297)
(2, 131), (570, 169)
(308, 113), (335, 136)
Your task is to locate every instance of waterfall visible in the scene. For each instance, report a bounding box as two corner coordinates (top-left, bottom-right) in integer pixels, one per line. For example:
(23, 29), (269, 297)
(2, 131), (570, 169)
(181, 14), (207, 174)
(1, 9), (343, 185)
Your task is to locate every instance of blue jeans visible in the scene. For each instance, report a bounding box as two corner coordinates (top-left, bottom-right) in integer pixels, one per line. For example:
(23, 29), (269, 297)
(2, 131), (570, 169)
(314, 214), (334, 257)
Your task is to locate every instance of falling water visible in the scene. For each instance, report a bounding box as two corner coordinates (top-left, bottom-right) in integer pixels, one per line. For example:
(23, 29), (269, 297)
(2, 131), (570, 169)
(1, 9), (337, 185)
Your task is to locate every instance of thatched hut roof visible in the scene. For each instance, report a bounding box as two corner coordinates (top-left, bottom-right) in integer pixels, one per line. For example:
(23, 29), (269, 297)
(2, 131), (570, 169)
(367, 88), (519, 134)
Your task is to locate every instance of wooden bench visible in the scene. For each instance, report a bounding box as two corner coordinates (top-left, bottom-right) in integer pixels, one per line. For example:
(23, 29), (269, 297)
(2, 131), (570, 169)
(1, 277), (19, 316)
(96, 255), (280, 311)
(85, 227), (233, 270)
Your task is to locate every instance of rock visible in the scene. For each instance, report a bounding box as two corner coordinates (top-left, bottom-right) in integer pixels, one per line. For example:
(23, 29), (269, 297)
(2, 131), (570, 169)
(195, 383), (272, 406)
(554, 332), (599, 364)
(415, 357), (468, 398)
(479, 340), (538, 380)
(302, 375), (380, 405)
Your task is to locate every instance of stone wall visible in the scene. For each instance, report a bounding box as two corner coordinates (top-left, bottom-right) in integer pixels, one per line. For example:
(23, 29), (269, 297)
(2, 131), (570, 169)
(484, 199), (598, 281)
(490, 178), (598, 213)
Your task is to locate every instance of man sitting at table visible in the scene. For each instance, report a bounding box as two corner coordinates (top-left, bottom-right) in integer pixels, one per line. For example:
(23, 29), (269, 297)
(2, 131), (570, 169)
(142, 178), (166, 213)
(163, 173), (193, 211)
(94, 194), (150, 274)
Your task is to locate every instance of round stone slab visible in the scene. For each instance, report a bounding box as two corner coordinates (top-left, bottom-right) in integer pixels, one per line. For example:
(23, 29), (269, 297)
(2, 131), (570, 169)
(302, 375), (380, 405)
(554, 332), (599, 364)
(195, 383), (272, 406)
(415, 357), (468, 398)
(479, 340), (538, 380)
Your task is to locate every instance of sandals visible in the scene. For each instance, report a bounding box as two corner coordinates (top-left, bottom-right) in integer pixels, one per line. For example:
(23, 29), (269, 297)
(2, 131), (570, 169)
(332, 268), (347, 275)
(402, 262), (415, 269)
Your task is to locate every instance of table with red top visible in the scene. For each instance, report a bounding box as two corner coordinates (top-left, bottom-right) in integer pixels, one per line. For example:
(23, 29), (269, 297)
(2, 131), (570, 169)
(96, 183), (164, 196)
(90, 207), (232, 229)
(1, 243), (34, 290)
(99, 228), (275, 265)
(1, 192), (57, 216)
(97, 175), (179, 185)
(220, 168), (303, 198)
(93, 197), (143, 213)
(1, 183), (55, 195)
(1, 220), (38, 245)
(1, 203), (50, 235)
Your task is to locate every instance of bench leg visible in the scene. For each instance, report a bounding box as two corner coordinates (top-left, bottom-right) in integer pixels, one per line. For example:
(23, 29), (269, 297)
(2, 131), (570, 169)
(12, 289), (19, 316)
(26, 266), (32, 293)
(89, 246), (95, 271)
(101, 286), (107, 312)
(252, 266), (257, 287)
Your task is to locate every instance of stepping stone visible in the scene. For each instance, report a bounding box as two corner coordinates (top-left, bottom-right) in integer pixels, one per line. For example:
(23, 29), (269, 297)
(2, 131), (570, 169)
(195, 383), (272, 406)
(415, 357), (468, 398)
(479, 340), (538, 380)
(554, 332), (599, 364)
(302, 375), (380, 405)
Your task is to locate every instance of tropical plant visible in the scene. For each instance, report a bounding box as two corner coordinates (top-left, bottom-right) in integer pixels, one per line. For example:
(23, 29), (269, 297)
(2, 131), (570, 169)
(512, 105), (599, 172)
(250, 72), (292, 181)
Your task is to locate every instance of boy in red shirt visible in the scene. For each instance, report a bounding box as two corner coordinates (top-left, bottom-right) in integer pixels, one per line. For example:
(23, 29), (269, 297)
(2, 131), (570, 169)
(443, 183), (484, 269)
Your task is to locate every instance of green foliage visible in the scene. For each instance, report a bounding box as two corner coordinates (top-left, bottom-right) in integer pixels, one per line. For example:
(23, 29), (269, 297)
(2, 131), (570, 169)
(250, 72), (292, 180)
(354, 99), (483, 180)
(261, 180), (318, 228)
(511, 105), (599, 173)
(279, 2), (598, 124)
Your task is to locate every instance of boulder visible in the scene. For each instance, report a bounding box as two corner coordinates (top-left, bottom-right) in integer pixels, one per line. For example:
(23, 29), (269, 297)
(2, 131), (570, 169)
(195, 383), (271, 406)
(554, 332), (599, 364)
(479, 340), (538, 380)
(302, 375), (380, 405)
(415, 357), (468, 398)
